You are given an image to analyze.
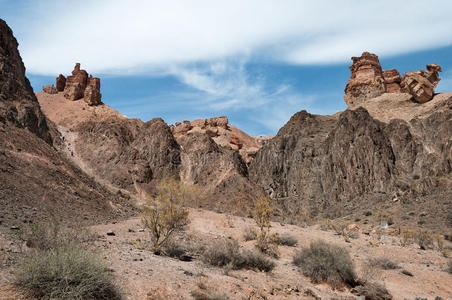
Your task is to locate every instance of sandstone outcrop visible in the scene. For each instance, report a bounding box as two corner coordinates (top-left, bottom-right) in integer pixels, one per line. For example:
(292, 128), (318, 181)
(56, 74), (66, 91)
(170, 116), (268, 164)
(45, 63), (102, 106)
(345, 52), (442, 107)
(401, 64), (442, 103)
(383, 69), (402, 93)
(42, 84), (57, 94)
(344, 52), (386, 107)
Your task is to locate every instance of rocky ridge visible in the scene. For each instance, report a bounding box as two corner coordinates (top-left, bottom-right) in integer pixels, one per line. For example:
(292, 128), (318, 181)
(0, 18), (133, 229)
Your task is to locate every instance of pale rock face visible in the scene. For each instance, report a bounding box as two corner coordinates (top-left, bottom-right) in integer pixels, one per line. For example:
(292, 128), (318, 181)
(383, 69), (402, 93)
(344, 52), (386, 108)
(345, 52), (442, 106)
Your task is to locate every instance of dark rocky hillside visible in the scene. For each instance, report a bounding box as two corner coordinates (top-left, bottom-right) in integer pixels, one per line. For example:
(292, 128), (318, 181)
(0, 19), (134, 229)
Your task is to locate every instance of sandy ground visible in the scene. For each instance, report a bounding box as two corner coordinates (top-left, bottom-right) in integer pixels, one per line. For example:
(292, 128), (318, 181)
(87, 209), (452, 300)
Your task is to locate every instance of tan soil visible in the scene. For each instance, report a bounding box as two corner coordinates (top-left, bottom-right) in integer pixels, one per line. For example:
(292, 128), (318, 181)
(83, 209), (452, 299)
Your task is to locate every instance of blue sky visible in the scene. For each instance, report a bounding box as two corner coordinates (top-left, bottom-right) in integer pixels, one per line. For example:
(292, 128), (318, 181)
(2, 1), (452, 136)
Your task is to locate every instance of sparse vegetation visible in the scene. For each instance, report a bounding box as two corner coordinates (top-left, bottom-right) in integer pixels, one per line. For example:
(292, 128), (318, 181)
(368, 257), (400, 270)
(243, 226), (257, 241)
(277, 233), (298, 247)
(12, 222), (121, 300)
(415, 228), (435, 250)
(202, 238), (275, 272)
(191, 282), (231, 300)
(253, 196), (279, 257)
(141, 178), (191, 254)
(351, 281), (393, 300)
(293, 240), (356, 288)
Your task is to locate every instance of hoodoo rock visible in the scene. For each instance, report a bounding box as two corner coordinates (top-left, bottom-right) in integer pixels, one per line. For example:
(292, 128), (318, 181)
(56, 74), (66, 91)
(63, 64), (88, 101)
(344, 52), (386, 108)
(44, 63), (102, 105)
(84, 76), (102, 105)
(345, 52), (442, 107)
(383, 69), (402, 93)
(401, 64), (442, 103)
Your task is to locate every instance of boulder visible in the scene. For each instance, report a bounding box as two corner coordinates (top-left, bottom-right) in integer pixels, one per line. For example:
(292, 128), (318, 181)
(344, 52), (386, 108)
(401, 65), (441, 103)
(42, 84), (57, 94)
(56, 74), (66, 91)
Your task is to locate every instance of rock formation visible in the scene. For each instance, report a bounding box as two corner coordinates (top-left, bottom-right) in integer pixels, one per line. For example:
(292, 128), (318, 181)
(344, 52), (386, 108)
(345, 52), (442, 107)
(44, 63), (102, 106)
(56, 74), (66, 91)
(0, 18), (132, 228)
(170, 116), (268, 164)
(383, 69), (402, 93)
(42, 84), (57, 94)
(401, 64), (442, 103)
(249, 100), (451, 227)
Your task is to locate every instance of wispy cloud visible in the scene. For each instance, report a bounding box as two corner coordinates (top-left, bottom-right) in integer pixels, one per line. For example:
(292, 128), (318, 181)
(5, 0), (452, 75)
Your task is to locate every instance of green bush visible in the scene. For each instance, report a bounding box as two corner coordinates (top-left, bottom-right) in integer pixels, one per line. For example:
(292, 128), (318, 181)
(14, 245), (121, 299)
(293, 240), (356, 288)
(202, 238), (275, 272)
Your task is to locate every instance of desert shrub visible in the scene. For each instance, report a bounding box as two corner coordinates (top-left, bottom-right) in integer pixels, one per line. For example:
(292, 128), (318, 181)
(368, 257), (400, 270)
(327, 219), (350, 236)
(191, 282), (230, 300)
(202, 238), (275, 272)
(415, 228), (435, 250)
(14, 245), (121, 299)
(399, 227), (415, 246)
(243, 226), (257, 241)
(351, 281), (392, 300)
(253, 196), (279, 257)
(293, 240), (356, 288)
(162, 239), (187, 259)
(141, 178), (191, 253)
(277, 233), (298, 247)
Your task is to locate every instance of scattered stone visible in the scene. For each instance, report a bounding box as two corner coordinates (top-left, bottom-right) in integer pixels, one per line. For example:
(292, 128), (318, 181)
(401, 269), (413, 276)
(106, 230), (116, 236)
(10, 225), (19, 230)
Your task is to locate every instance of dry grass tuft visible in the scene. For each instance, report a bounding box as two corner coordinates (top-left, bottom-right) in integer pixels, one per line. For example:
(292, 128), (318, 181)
(293, 240), (356, 289)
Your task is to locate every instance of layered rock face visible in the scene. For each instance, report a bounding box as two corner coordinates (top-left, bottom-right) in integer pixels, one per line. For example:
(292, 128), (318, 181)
(344, 52), (442, 107)
(344, 52), (386, 107)
(383, 69), (402, 93)
(0, 18), (133, 227)
(44, 63), (102, 106)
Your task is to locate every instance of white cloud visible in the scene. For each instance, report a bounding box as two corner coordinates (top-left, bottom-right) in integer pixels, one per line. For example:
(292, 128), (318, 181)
(7, 0), (452, 75)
